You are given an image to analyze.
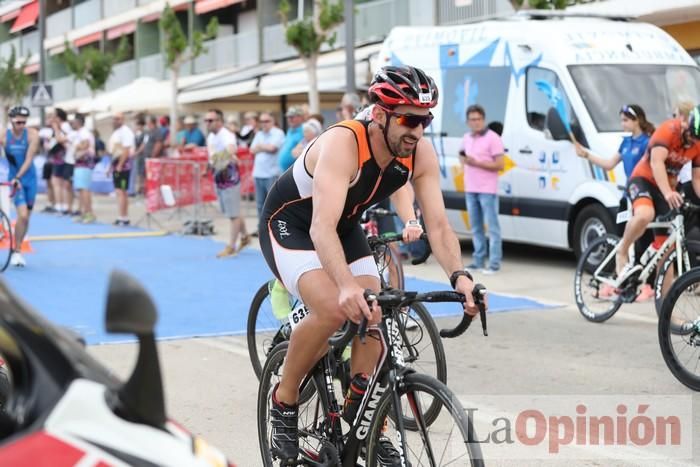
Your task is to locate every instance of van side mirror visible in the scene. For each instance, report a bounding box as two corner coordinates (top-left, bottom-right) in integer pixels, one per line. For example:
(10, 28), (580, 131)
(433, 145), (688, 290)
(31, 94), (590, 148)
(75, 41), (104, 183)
(105, 270), (166, 428)
(545, 107), (569, 141)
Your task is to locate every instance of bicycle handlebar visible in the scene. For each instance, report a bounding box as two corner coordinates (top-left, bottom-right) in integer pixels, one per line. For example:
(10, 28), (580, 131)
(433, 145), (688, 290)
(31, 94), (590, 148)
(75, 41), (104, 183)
(656, 201), (700, 223)
(328, 284), (488, 349)
(439, 284), (488, 338)
(0, 181), (18, 198)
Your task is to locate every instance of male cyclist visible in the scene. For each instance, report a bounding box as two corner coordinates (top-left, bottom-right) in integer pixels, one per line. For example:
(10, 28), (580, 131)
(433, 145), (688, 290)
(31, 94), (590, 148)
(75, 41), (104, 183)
(259, 65), (480, 464)
(0, 107), (39, 267)
(616, 105), (700, 282)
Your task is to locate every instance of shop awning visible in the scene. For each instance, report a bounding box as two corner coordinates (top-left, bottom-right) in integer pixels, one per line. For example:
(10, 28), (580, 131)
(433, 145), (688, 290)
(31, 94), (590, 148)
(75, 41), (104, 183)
(258, 43), (380, 96)
(178, 78), (258, 104)
(74, 31), (102, 48)
(23, 62), (38, 75)
(107, 21), (136, 40)
(142, 2), (189, 22)
(195, 0), (244, 15)
(9, 0), (37, 33)
(0, 0), (30, 23)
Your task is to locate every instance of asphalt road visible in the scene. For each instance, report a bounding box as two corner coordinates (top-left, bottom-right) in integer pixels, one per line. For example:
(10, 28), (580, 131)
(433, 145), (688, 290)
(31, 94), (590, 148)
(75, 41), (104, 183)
(86, 234), (700, 467)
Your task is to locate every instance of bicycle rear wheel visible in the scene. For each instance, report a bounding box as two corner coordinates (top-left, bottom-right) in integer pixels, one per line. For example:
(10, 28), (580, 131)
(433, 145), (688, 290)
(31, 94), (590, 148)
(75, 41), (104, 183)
(0, 210), (12, 272)
(574, 234), (623, 322)
(366, 373), (484, 466)
(658, 267), (700, 391)
(247, 280), (291, 380)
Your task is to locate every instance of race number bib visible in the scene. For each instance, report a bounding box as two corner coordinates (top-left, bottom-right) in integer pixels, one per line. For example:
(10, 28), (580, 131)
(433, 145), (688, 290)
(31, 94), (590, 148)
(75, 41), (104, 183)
(616, 209), (630, 224)
(288, 304), (311, 331)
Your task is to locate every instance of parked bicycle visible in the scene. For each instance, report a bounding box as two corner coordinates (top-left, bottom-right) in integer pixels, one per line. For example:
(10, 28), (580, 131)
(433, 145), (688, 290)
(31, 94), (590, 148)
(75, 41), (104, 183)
(658, 266), (700, 391)
(574, 198), (700, 322)
(257, 285), (488, 466)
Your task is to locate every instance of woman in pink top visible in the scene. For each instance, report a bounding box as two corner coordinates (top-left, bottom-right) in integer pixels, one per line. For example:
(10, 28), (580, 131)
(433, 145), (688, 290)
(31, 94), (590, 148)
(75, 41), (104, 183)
(460, 104), (505, 274)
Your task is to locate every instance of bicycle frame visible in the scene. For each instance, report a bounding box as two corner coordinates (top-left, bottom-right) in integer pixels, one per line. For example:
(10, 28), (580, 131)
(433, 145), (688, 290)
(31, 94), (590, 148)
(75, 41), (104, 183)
(594, 214), (687, 289)
(302, 309), (416, 467)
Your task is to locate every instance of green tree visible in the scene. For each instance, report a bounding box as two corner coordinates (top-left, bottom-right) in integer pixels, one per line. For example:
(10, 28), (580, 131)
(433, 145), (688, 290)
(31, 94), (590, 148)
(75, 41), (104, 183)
(279, 0), (344, 113)
(160, 4), (218, 142)
(510, 0), (584, 9)
(0, 46), (31, 128)
(59, 36), (129, 124)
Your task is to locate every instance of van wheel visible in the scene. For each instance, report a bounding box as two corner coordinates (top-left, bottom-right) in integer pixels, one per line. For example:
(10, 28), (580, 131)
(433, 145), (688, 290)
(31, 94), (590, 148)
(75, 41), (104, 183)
(573, 204), (614, 259)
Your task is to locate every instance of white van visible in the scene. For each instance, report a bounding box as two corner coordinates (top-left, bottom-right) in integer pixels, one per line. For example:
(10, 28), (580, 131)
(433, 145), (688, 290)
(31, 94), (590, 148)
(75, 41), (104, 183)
(377, 12), (700, 258)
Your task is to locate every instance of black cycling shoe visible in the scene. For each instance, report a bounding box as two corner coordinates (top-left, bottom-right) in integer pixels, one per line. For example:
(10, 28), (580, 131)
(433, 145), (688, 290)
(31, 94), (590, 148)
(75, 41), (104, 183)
(270, 384), (299, 463)
(376, 435), (402, 466)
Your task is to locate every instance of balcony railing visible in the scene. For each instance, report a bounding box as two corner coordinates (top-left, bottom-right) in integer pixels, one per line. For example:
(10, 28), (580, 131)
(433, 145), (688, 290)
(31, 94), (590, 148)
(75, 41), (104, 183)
(262, 24), (298, 62)
(106, 60), (137, 91)
(46, 8), (72, 39)
(21, 31), (40, 58)
(139, 53), (164, 79)
(355, 0), (410, 43)
(0, 37), (21, 60)
(194, 31), (260, 74)
(75, 80), (92, 98)
(437, 0), (513, 25)
(104, 0), (136, 18)
(74, 0), (102, 30)
(51, 76), (75, 103)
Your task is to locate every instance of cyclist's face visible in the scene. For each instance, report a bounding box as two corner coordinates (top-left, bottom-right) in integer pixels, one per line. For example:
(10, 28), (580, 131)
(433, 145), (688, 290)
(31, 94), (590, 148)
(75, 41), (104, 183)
(377, 105), (429, 158)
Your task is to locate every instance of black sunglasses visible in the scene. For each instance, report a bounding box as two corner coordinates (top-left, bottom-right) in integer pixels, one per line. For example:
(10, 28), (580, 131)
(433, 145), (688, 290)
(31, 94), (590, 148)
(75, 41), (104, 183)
(204, 118), (216, 123)
(12, 120), (26, 125)
(380, 106), (434, 129)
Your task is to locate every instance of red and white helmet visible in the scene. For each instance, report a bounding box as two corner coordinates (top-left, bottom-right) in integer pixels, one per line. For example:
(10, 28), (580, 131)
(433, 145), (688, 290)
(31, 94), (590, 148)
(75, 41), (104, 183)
(368, 66), (439, 109)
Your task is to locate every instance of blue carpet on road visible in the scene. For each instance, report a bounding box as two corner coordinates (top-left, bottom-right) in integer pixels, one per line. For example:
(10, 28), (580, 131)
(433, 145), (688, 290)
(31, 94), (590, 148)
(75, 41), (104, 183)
(3, 214), (559, 344)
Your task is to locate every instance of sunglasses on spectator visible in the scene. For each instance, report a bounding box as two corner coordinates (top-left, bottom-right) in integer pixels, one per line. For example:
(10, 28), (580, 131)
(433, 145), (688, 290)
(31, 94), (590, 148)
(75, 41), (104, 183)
(204, 118), (217, 123)
(379, 106), (434, 129)
(12, 120), (26, 125)
(260, 119), (273, 123)
(620, 105), (637, 118)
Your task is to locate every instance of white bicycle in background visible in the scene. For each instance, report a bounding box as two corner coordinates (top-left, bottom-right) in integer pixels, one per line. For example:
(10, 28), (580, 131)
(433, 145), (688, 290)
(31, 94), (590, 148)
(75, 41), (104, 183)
(574, 198), (700, 323)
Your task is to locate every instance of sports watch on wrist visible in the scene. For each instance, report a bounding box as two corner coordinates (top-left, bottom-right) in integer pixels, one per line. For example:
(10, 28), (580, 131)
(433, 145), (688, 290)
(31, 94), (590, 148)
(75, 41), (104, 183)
(449, 269), (473, 289)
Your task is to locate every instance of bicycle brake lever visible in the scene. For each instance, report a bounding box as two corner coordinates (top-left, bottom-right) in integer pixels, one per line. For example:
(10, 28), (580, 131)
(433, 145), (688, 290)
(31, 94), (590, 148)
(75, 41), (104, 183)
(473, 284), (488, 337)
(358, 317), (368, 344)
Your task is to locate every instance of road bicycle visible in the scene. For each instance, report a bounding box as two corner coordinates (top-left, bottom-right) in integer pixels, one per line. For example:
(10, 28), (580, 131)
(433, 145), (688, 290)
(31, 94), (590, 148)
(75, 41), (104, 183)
(0, 182), (18, 272)
(257, 286), (488, 466)
(574, 199), (700, 322)
(658, 266), (700, 391)
(0, 270), (233, 465)
(247, 232), (448, 426)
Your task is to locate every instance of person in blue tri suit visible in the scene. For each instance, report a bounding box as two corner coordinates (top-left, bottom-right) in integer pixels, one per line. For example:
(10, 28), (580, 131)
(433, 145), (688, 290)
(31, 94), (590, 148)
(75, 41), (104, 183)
(0, 106), (40, 267)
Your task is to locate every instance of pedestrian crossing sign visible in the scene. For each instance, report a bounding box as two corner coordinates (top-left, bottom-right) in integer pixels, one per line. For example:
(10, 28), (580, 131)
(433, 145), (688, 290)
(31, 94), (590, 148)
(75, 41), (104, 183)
(31, 83), (53, 107)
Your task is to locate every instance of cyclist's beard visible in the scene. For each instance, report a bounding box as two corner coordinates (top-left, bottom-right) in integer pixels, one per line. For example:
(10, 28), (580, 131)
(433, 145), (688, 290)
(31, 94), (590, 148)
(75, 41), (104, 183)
(390, 133), (418, 158)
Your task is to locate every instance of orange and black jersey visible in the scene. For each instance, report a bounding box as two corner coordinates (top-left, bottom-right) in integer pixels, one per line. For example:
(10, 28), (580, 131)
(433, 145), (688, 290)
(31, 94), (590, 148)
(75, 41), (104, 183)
(631, 119), (700, 187)
(261, 119), (414, 239)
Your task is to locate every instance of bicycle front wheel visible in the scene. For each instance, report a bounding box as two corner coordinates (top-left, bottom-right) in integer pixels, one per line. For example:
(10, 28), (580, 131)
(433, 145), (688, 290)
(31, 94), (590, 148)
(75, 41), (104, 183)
(658, 267), (700, 391)
(574, 234), (623, 322)
(366, 373), (484, 466)
(0, 210), (12, 272)
(396, 302), (447, 430)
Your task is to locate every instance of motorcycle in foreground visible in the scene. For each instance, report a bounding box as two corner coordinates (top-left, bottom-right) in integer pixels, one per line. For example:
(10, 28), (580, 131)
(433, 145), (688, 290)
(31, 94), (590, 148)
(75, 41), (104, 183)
(0, 269), (234, 466)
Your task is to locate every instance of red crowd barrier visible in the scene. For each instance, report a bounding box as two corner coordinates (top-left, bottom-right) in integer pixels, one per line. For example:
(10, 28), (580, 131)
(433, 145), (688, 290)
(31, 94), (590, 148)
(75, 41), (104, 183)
(145, 154), (216, 214)
(237, 147), (254, 196)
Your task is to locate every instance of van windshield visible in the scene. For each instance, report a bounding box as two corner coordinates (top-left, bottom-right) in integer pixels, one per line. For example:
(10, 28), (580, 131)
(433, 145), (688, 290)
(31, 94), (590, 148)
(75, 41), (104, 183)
(569, 64), (700, 132)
